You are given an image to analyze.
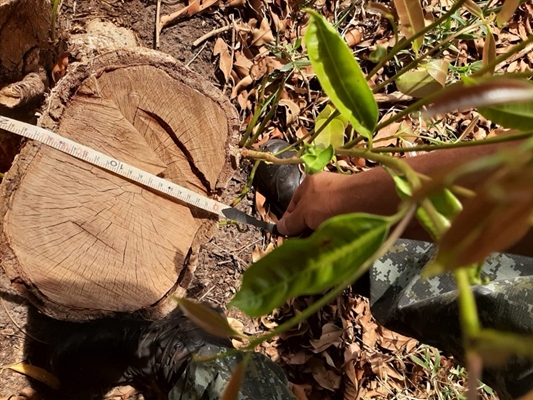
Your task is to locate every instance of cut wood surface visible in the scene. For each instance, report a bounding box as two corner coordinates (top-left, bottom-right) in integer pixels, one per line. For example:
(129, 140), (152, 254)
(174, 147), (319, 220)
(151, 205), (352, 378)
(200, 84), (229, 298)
(0, 48), (239, 320)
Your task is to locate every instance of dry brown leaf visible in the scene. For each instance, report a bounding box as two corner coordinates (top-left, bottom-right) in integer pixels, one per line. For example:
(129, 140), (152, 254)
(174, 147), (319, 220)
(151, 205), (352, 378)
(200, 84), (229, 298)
(309, 323), (344, 353)
(213, 38), (232, 82)
(309, 358), (341, 391)
(343, 342), (361, 363)
(251, 18), (275, 46)
(233, 51), (253, 78)
(231, 75), (253, 99)
(279, 98), (300, 125)
(291, 383), (311, 400)
(285, 350), (312, 365)
(343, 362), (359, 400)
(8, 363), (60, 390)
(345, 28), (362, 47)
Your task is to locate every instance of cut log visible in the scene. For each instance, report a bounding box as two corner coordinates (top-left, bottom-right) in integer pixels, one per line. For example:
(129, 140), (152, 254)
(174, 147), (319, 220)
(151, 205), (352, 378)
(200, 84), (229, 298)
(0, 48), (239, 321)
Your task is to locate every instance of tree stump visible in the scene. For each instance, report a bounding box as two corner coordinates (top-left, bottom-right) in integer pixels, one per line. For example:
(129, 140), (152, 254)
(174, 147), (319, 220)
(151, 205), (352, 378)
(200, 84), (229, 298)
(0, 48), (239, 321)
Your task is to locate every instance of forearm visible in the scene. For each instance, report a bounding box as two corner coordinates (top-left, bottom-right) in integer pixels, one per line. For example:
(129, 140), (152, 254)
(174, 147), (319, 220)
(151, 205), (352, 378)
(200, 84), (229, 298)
(346, 142), (532, 255)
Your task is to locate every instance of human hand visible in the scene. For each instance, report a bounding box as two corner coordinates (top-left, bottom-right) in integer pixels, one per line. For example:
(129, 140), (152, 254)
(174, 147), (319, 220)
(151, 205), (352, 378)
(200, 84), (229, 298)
(276, 172), (359, 236)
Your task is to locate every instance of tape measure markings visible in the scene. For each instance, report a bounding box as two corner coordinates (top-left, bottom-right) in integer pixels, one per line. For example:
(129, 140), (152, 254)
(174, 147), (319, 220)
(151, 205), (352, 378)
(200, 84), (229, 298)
(0, 116), (230, 217)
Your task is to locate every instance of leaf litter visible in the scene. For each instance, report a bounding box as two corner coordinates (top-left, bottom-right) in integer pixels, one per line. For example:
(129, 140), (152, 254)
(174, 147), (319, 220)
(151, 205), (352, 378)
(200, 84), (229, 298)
(25, 0), (533, 398)
(191, 0), (533, 397)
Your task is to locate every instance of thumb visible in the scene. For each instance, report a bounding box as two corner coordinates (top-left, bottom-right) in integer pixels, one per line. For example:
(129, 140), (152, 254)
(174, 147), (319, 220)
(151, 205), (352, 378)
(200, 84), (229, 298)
(276, 209), (308, 236)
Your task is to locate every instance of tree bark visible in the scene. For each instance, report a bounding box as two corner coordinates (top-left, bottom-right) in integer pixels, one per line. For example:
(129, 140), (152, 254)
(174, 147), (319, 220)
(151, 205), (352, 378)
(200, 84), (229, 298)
(0, 48), (239, 321)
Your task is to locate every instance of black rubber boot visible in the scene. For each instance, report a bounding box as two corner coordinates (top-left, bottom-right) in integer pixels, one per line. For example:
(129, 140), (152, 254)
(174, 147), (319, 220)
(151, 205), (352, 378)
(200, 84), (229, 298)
(253, 139), (305, 218)
(51, 307), (295, 399)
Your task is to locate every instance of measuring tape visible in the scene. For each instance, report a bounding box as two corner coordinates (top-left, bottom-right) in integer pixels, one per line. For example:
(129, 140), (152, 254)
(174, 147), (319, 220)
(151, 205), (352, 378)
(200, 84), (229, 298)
(0, 115), (276, 233)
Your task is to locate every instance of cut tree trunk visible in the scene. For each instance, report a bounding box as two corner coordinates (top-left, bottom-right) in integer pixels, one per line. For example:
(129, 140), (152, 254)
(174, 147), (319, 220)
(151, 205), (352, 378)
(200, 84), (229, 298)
(0, 48), (239, 321)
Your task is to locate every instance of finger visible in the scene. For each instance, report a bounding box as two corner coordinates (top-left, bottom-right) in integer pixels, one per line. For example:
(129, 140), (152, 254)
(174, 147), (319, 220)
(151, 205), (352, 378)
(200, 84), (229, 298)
(284, 177), (308, 213)
(276, 208), (307, 236)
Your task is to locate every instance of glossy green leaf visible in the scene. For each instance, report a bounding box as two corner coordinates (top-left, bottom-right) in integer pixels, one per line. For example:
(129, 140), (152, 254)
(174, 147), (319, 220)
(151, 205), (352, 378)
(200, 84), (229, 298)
(305, 10), (378, 143)
(314, 105), (348, 149)
(301, 144), (334, 174)
(389, 171), (462, 240)
(393, 0), (425, 54)
(479, 100), (533, 131)
(230, 214), (390, 317)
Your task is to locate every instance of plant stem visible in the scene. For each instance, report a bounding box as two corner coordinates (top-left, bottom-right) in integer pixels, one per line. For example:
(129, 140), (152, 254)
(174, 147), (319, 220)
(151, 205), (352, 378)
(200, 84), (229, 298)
(297, 109), (342, 157)
(367, 131), (533, 154)
(373, 20), (486, 93)
(244, 206), (415, 350)
(239, 76), (269, 147)
(245, 83), (284, 148)
(367, 0), (467, 80)
(455, 268), (481, 337)
(341, 134), (366, 149)
(51, 0), (61, 42)
(242, 149), (302, 164)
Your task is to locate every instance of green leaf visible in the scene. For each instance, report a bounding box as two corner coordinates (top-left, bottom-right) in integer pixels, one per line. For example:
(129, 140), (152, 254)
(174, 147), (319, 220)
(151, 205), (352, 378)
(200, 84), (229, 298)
(482, 28), (496, 76)
(314, 105), (348, 149)
(479, 101), (533, 131)
(396, 60), (448, 98)
(462, 0), (484, 19)
(369, 46), (388, 64)
(304, 10), (378, 143)
(388, 170), (462, 240)
(230, 214), (390, 317)
(301, 144), (334, 174)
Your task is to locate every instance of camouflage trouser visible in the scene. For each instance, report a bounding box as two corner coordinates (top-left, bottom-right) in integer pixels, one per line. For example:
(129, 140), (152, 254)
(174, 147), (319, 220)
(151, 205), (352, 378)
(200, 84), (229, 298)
(169, 345), (296, 400)
(370, 239), (533, 400)
(170, 239), (533, 400)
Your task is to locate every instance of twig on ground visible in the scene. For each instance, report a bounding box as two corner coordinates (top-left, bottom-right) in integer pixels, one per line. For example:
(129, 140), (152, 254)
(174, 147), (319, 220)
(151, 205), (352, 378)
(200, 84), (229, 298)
(186, 42), (208, 67)
(157, 0), (219, 39)
(193, 24), (233, 46)
(155, 0), (162, 48)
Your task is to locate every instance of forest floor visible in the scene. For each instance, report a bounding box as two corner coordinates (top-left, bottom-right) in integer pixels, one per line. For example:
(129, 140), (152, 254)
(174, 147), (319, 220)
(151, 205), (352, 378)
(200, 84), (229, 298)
(2, 0), (532, 399)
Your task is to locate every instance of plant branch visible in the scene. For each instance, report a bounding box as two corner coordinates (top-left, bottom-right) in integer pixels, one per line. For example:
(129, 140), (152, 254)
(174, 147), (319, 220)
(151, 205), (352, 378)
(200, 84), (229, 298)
(244, 205), (416, 349)
(242, 149), (302, 164)
(367, 0), (467, 80)
(362, 131), (533, 153)
(373, 20), (486, 93)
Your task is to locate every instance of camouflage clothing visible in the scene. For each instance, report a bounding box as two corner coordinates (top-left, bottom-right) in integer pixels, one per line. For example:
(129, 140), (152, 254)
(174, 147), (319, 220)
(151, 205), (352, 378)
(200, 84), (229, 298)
(370, 239), (533, 400)
(170, 346), (295, 400)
